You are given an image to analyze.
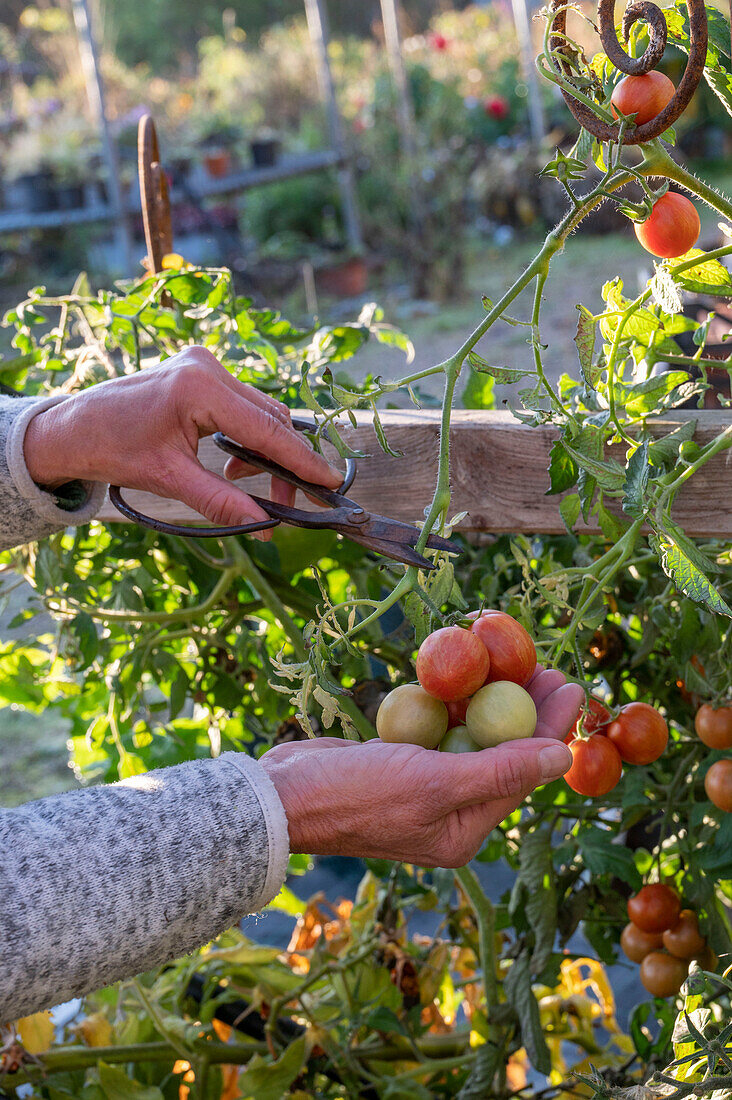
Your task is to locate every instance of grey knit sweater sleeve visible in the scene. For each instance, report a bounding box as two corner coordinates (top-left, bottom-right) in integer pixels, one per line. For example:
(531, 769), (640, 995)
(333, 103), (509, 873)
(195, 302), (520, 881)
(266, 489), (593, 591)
(0, 753), (290, 1022)
(0, 394), (107, 552)
(0, 398), (292, 1021)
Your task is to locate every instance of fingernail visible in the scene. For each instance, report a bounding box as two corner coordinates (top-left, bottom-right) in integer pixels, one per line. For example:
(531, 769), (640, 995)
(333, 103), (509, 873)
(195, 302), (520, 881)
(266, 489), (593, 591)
(329, 462), (343, 482)
(539, 743), (572, 780)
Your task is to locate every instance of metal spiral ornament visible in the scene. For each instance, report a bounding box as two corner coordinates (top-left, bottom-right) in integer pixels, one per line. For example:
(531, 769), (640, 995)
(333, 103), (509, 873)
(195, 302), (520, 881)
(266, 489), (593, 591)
(549, 0), (709, 144)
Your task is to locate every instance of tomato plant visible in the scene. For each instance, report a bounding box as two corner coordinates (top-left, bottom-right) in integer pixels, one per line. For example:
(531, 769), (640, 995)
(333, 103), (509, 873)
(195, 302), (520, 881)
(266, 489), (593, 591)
(628, 884), (682, 933)
(564, 734), (623, 796)
(610, 71), (675, 125)
(634, 192), (700, 258)
(606, 701), (668, 764)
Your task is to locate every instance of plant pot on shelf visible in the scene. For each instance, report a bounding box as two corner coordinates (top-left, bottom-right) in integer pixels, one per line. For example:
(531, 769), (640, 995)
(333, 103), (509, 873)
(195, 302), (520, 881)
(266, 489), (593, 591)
(250, 137), (280, 168)
(203, 149), (232, 179)
(4, 171), (56, 214)
(316, 255), (368, 298)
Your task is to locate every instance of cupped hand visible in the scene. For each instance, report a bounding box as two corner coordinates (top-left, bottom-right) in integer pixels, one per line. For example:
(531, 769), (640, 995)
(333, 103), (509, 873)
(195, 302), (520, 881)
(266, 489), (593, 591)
(260, 664), (582, 867)
(23, 346), (342, 536)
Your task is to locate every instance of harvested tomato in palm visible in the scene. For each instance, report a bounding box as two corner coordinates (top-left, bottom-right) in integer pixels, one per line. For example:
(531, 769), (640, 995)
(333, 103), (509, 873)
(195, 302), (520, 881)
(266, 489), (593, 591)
(416, 626), (490, 702)
(610, 71), (675, 125)
(695, 703), (732, 749)
(620, 922), (663, 963)
(564, 734), (622, 796)
(635, 192), (700, 259)
(466, 681), (537, 747)
(704, 758), (732, 812)
(627, 884), (681, 933)
(662, 910), (706, 959)
(606, 702), (668, 765)
(468, 609), (536, 686)
(640, 951), (688, 998)
(565, 696), (611, 744)
(446, 697), (470, 727)
(376, 683), (448, 749)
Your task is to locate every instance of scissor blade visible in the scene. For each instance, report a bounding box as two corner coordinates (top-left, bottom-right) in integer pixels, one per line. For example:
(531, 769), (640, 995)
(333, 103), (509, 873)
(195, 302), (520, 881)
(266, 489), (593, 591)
(343, 532), (439, 570)
(355, 513), (455, 553)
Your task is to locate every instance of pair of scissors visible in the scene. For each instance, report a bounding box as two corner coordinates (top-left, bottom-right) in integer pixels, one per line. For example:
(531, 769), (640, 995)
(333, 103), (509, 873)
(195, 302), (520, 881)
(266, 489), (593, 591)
(109, 419), (455, 570)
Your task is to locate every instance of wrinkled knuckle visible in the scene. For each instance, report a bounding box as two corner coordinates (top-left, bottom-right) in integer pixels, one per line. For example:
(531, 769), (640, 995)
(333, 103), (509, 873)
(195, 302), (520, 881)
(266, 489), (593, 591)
(260, 411), (286, 443)
(173, 347), (220, 389)
(200, 485), (235, 526)
(492, 754), (529, 801)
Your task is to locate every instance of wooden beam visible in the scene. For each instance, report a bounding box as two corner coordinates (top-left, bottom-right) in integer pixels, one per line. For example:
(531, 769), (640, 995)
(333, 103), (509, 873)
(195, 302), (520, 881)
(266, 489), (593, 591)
(96, 410), (732, 537)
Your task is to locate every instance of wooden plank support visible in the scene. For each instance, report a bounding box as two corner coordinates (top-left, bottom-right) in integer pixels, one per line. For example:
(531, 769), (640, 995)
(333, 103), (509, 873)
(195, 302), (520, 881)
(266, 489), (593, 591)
(96, 410), (732, 537)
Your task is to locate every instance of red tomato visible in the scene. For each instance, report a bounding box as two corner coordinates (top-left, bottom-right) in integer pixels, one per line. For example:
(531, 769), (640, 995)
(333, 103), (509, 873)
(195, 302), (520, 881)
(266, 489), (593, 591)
(635, 192), (700, 259)
(640, 951), (688, 998)
(695, 704), (732, 749)
(468, 610), (536, 686)
(564, 734), (622, 796)
(606, 702), (668, 765)
(565, 697), (611, 744)
(620, 922), (663, 963)
(484, 95), (509, 120)
(610, 71), (675, 126)
(662, 910), (706, 959)
(627, 884), (681, 934)
(446, 698), (469, 727)
(704, 759), (732, 813)
(416, 626), (490, 702)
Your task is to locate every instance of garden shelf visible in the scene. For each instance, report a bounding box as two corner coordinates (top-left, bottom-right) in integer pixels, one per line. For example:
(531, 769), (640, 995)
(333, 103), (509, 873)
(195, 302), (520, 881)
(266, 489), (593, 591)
(0, 151), (348, 237)
(96, 408), (732, 538)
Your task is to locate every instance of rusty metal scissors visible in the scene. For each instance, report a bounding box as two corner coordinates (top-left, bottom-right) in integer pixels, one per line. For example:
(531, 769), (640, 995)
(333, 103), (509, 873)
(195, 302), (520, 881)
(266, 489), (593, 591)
(109, 419), (454, 570)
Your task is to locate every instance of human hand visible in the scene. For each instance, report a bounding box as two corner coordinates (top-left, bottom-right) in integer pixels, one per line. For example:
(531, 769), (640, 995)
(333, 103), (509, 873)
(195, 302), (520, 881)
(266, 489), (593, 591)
(260, 665), (582, 867)
(23, 346), (342, 535)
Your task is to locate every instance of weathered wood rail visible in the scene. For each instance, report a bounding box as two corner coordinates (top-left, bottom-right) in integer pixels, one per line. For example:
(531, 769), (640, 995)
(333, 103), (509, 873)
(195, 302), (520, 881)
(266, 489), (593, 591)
(96, 409), (732, 537)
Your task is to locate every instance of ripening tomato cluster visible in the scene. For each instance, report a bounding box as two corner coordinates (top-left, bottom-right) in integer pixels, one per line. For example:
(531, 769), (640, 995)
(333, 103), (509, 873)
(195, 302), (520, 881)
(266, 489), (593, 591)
(376, 610), (537, 753)
(621, 884), (714, 998)
(695, 702), (732, 813)
(609, 71), (700, 258)
(564, 699), (668, 797)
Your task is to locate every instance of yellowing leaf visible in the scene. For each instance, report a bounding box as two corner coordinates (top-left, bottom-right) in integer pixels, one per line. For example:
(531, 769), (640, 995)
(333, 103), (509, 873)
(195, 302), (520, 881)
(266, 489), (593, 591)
(76, 1011), (114, 1047)
(16, 1010), (53, 1053)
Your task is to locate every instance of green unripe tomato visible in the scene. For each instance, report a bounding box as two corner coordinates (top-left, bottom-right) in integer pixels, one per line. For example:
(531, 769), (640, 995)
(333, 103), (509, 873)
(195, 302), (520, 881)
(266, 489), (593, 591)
(439, 725), (481, 754)
(465, 681), (537, 747)
(376, 683), (448, 749)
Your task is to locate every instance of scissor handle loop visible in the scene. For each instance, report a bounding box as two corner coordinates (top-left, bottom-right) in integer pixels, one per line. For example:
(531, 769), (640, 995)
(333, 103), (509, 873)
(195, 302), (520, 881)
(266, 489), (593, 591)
(108, 484), (279, 539)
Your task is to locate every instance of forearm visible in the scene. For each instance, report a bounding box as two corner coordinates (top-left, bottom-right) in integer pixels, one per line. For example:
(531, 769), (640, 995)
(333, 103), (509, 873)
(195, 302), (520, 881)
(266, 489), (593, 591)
(0, 396), (106, 552)
(0, 752), (289, 1022)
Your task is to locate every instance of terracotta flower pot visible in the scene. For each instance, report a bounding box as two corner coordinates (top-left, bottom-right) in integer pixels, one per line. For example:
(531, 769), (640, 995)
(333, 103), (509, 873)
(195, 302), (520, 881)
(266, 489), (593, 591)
(203, 150), (232, 179)
(317, 256), (368, 297)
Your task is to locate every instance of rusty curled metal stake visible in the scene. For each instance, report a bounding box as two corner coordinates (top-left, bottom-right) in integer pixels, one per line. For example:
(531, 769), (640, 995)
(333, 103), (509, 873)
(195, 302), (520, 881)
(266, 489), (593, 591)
(138, 114), (173, 273)
(549, 0), (711, 144)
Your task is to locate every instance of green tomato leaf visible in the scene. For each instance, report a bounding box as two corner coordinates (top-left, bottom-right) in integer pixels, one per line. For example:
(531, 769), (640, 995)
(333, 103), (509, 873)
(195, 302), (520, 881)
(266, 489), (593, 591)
(647, 419), (697, 468)
(577, 826), (643, 889)
(559, 492), (581, 532)
(651, 523), (732, 617)
(563, 441), (625, 491)
(547, 438), (578, 495)
(504, 951), (551, 1075)
(462, 368), (495, 410)
(97, 1062), (164, 1100)
(623, 440), (650, 517)
(235, 1035), (308, 1100)
(575, 305), (598, 388)
(468, 350), (533, 384)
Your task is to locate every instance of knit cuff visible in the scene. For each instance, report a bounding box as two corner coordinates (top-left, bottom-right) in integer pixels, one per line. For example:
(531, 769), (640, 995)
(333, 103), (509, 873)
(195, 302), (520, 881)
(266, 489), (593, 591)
(5, 395), (107, 526)
(221, 751), (291, 908)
